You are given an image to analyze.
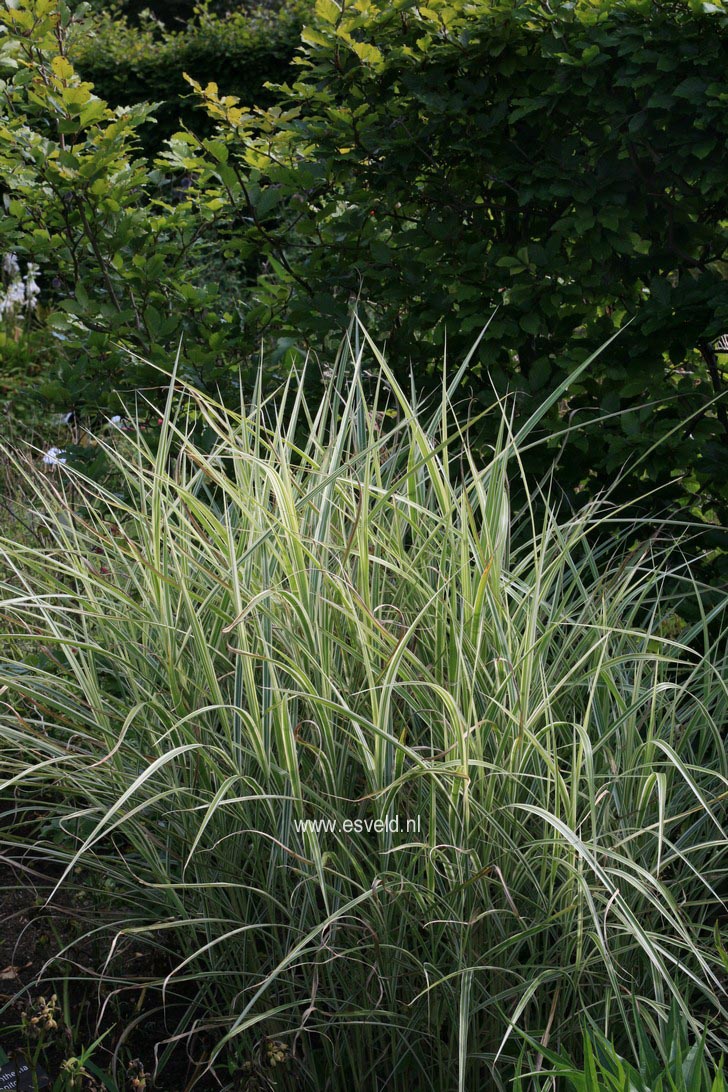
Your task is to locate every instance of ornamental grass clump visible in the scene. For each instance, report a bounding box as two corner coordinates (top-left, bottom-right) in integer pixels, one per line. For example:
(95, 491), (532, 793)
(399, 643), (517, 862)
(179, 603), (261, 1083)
(0, 331), (726, 1090)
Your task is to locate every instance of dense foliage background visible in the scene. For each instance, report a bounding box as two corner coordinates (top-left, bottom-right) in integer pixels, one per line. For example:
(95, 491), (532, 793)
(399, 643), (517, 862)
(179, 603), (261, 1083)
(2, 0), (727, 548)
(68, 1), (303, 153)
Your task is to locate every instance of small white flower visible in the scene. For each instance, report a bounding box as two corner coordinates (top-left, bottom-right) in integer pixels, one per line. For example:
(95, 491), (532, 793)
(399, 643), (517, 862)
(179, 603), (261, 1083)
(1, 280), (25, 317)
(24, 263), (40, 310)
(2, 252), (20, 278)
(109, 415), (124, 428)
(9, 280), (24, 303)
(42, 447), (67, 467)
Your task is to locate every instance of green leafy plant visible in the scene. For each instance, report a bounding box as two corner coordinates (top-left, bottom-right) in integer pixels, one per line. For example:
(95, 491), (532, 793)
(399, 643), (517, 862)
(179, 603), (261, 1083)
(0, 994), (121, 1091)
(173, 0), (728, 529)
(516, 1001), (726, 1092)
(0, 0), (250, 417)
(0, 329), (726, 1089)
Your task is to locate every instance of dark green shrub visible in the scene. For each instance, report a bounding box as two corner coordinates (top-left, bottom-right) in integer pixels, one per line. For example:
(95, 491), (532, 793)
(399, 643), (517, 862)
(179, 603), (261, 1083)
(68, 1), (305, 153)
(174, 0), (728, 535)
(70, 0), (281, 26)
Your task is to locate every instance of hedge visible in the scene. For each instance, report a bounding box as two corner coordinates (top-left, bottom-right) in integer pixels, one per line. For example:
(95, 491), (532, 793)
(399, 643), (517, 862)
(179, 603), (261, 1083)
(68, 2), (305, 153)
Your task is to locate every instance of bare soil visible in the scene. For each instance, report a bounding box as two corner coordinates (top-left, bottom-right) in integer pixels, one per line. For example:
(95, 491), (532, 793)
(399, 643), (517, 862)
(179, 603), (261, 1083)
(0, 862), (221, 1091)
